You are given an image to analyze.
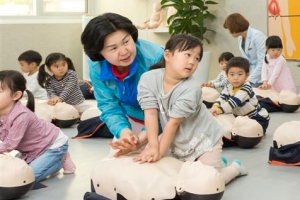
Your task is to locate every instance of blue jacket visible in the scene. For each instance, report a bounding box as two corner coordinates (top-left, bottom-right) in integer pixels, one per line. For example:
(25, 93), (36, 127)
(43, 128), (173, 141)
(238, 27), (267, 84)
(89, 39), (164, 138)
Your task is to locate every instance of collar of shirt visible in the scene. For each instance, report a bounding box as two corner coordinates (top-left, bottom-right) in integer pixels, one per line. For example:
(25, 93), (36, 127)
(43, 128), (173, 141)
(111, 65), (130, 81)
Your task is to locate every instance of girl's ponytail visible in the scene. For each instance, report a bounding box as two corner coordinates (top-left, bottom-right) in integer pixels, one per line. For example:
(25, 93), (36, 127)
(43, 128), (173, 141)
(264, 51), (269, 64)
(25, 89), (35, 112)
(66, 57), (76, 71)
(149, 60), (165, 70)
(38, 64), (51, 88)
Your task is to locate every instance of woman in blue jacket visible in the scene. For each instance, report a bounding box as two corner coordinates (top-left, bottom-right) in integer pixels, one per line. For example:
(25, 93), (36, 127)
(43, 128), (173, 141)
(81, 13), (164, 153)
(223, 13), (267, 87)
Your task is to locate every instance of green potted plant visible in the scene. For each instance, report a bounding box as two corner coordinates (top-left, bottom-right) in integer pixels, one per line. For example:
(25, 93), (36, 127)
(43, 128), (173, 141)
(160, 0), (218, 44)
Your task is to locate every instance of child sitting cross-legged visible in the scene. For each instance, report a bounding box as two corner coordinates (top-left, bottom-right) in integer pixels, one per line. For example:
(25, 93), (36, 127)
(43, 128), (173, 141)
(18, 50), (48, 100)
(37, 53), (92, 115)
(210, 57), (270, 134)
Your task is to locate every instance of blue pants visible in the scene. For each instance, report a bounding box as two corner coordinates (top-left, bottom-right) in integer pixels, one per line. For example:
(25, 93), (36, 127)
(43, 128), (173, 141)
(29, 142), (68, 182)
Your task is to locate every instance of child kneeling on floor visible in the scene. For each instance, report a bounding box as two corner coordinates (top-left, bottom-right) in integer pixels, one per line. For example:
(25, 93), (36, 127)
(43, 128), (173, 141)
(0, 70), (76, 184)
(38, 52), (92, 115)
(111, 34), (248, 185)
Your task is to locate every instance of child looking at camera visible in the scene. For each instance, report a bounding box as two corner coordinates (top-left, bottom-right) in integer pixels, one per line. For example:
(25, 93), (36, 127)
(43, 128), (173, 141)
(210, 57), (270, 134)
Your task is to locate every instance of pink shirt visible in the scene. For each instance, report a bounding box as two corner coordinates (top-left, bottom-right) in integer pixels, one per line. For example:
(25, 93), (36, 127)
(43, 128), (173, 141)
(262, 55), (296, 93)
(0, 101), (60, 163)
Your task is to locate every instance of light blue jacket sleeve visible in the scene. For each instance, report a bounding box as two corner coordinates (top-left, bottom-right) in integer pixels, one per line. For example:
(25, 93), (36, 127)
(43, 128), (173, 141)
(89, 60), (131, 138)
(238, 27), (267, 84)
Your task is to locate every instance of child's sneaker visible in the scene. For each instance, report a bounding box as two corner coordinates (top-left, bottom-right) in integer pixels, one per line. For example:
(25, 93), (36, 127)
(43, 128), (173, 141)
(221, 156), (228, 167)
(232, 159), (248, 177)
(63, 152), (76, 174)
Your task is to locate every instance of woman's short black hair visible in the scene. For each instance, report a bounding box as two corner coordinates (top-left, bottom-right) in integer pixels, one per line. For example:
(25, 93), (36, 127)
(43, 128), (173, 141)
(81, 13), (138, 62)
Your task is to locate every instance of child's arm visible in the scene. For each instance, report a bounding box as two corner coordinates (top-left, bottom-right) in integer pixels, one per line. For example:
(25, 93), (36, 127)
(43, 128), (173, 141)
(214, 84), (253, 114)
(45, 80), (56, 99)
(261, 60), (268, 84)
(259, 61), (271, 89)
(202, 81), (213, 87)
(210, 105), (220, 116)
(159, 117), (184, 156)
(48, 96), (63, 105)
(133, 108), (160, 163)
(45, 82), (61, 105)
(259, 81), (271, 90)
(211, 87), (229, 115)
(144, 108), (159, 148)
(134, 116), (184, 163)
(212, 72), (228, 89)
(109, 130), (148, 157)
(0, 113), (29, 153)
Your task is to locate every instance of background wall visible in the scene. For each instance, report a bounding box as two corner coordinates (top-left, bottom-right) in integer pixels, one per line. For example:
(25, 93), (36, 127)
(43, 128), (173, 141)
(268, 0), (300, 60)
(0, 0), (299, 86)
(0, 23), (82, 75)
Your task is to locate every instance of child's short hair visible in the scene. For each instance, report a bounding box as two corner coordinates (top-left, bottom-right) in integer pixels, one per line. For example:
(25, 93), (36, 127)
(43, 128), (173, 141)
(218, 52), (234, 63)
(18, 50), (42, 66)
(226, 57), (250, 74)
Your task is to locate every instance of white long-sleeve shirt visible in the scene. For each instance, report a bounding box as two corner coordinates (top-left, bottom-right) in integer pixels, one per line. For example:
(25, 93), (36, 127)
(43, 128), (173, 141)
(23, 71), (47, 100)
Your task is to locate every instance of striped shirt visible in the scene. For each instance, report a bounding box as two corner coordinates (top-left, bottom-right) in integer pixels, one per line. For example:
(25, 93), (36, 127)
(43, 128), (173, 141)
(0, 101), (60, 163)
(46, 70), (84, 105)
(214, 82), (269, 119)
(211, 71), (228, 90)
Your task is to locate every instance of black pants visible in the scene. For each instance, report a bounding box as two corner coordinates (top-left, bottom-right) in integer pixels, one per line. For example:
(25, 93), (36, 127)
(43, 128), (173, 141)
(251, 115), (270, 135)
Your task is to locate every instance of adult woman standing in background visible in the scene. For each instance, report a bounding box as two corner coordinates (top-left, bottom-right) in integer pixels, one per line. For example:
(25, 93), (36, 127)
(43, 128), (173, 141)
(223, 13), (267, 87)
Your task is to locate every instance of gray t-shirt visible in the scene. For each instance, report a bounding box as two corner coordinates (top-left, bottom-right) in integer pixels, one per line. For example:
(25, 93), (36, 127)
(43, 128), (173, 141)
(138, 69), (223, 161)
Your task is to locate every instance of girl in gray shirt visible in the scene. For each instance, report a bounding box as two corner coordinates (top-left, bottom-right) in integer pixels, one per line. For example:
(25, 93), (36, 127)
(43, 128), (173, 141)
(135, 34), (247, 184)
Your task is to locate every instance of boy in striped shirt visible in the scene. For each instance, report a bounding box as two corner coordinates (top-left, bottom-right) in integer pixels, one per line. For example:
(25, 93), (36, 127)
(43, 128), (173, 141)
(210, 57), (269, 134)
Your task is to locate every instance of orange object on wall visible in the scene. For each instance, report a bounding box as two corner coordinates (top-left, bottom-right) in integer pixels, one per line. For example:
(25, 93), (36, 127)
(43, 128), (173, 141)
(268, 0), (300, 60)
